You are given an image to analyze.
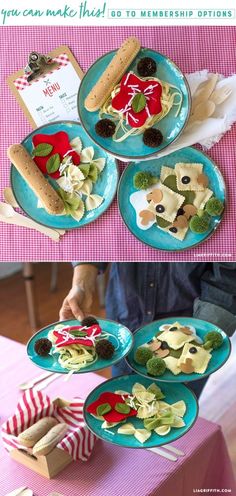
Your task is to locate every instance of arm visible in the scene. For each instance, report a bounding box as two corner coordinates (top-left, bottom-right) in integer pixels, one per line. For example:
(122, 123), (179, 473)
(193, 263), (236, 336)
(59, 264), (101, 321)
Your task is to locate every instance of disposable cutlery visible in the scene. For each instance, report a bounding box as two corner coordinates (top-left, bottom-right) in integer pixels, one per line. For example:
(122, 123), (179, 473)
(3, 188), (66, 238)
(0, 202), (61, 242)
(147, 443), (185, 460)
(19, 371), (54, 390)
(3, 188), (65, 235)
(162, 444), (185, 456)
(48, 493), (65, 496)
(191, 73), (218, 111)
(5, 488), (33, 496)
(210, 86), (232, 105)
(189, 100), (215, 123)
(147, 447), (178, 461)
(34, 373), (61, 391)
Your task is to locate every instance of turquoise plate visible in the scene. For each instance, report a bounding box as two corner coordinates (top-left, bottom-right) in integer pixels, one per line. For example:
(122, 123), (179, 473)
(10, 121), (118, 230)
(126, 317), (231, 382)
(118, 147), (225, 251)
(83, 374), (198, 448)
(78, 48), (191, 160)
(27, 318), (133, 374)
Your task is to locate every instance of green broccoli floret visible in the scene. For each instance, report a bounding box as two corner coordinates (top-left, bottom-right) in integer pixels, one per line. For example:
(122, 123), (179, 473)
(189, 214), (210, 234)
(134, 346), (153, 365)
(146, 357), (166, 376)
(205, 197), (224, 217)
(133, 171), (157, 190)
(203, 331), (224, 350)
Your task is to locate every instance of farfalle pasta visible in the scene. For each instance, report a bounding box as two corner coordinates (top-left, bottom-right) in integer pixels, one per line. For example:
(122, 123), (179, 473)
(86, 382), (187, 444)
(31, 131), (107, 221)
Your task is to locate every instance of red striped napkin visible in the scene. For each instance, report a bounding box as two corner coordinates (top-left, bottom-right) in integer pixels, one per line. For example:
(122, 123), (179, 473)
(1, 389), (97, 461)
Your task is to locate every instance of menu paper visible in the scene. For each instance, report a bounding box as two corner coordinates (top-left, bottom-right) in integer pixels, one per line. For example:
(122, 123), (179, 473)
(7, 45), (84, 128)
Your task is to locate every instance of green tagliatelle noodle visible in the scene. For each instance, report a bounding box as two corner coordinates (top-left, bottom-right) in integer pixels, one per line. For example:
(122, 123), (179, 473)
(99, 75), (183, 143)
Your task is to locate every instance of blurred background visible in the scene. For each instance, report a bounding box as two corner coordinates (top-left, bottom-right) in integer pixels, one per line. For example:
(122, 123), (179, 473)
(0, 262), (106, 343)
(0, 262), (235, 476)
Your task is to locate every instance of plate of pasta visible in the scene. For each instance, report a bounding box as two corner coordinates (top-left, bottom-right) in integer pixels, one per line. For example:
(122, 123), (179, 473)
(83, 374), (198, 448)
(78, 36), (191, 160)
(27, 317), (134, 374)
(10, 121), (118, 230)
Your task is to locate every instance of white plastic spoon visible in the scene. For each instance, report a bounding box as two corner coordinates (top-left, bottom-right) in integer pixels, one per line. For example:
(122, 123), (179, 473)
(3, 187), (66, 236)
(0, 202), (61, 242)
(19, 371), (54, 390)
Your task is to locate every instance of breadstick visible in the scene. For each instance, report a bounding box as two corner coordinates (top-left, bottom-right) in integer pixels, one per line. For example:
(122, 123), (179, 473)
(8, 144), (65, 215)
(18, 417), (58, 448)
(85, 36), (141, 112)
(32, 423), (67, 456)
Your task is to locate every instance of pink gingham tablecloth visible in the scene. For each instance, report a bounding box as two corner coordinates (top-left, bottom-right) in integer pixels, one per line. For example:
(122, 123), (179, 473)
(0, 26), (236, 262)
(0, 336), (235, 496)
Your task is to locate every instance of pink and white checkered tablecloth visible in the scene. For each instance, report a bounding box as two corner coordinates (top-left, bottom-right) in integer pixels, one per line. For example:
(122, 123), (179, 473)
(0, 336), (235, 496)
(0, 26), (236, 262)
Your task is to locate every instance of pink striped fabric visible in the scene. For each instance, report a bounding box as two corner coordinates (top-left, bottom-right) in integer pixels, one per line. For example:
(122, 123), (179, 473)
(1, 389), (96, 462)
(0, 26), (236, 261)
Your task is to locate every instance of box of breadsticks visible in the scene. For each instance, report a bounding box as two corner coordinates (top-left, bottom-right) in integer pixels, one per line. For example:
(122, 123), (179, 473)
(1, 389), (97, 478)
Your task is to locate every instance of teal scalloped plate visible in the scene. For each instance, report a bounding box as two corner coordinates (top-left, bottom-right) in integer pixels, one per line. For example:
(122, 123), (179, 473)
(118, 147), (225, 251)
(78, 48), (191, 160)
(126, 317), (231, 382)
(10, 121), (118, 230)
(83, 374), (198, 448)
(27, 318), (133, 374)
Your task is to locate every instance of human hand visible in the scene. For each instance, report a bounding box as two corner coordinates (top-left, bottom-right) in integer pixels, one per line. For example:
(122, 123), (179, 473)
(59, 264), (98, 321)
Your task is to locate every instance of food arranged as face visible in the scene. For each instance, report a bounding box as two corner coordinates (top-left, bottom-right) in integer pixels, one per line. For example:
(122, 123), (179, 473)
(130, 163), (224, 241)
(34, 316), (116, 372)
(85, 37), (183, 148)
(86, 382), (187, 444)
(8, 132), (106, 221)
(134, 322), (224, 376)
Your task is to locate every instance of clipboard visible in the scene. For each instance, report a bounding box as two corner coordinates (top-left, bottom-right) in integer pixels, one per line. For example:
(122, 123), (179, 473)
(7, 45), (84, 129)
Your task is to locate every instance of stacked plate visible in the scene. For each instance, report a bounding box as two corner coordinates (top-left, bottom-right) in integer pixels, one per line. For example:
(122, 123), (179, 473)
(27, 316), (230, 449)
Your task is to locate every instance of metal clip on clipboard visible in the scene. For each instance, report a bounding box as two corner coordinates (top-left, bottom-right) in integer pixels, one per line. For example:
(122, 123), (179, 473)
(24, 51), (58, 82)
